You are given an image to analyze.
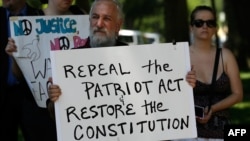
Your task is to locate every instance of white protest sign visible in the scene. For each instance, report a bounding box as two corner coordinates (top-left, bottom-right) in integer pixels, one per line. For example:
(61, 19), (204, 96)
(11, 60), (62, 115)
(10, 15), (89, 107)
(50, 42), (197, 141)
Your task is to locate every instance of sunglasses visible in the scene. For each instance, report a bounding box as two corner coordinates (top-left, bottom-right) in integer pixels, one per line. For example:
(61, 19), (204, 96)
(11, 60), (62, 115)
(192, 19), (217, 28)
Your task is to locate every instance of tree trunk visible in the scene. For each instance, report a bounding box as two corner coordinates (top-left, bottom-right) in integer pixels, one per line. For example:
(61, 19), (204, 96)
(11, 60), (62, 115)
(163, 0), (189, 43)
(224, 0), (250, 70)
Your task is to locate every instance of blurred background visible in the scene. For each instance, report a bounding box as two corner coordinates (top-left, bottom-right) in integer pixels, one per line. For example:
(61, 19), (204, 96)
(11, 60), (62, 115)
(1, 0), (250, 140)
(8, 0), (248, 71)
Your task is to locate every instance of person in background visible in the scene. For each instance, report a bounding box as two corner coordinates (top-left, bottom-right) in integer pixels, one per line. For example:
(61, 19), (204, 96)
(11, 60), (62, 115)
(40, 0), (87, 15)
(4, 0), (88, 141)
(47, 0), (196, 116)
(40, 0), (88, 118)
(0, 0), (57, 141)
(175, 5), (243, 141)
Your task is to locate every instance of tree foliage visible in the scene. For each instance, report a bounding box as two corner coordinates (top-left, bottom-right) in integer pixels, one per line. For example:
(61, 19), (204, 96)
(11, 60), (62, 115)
(1, 0), (248, 70)
(122, 0), (160, 29)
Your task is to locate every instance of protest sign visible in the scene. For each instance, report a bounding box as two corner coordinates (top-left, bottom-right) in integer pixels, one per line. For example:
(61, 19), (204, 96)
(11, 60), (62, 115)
(9, 15), (89, 107)
(50, 42), (197, 141)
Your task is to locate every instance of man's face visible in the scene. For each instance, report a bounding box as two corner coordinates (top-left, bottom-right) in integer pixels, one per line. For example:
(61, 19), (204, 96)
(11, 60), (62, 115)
(89, 0), (122, 47)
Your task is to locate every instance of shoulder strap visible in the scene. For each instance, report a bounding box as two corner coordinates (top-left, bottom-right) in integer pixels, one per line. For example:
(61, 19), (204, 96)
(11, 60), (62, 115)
(208, 47), (221, 111)
(211, 47), (221, 85)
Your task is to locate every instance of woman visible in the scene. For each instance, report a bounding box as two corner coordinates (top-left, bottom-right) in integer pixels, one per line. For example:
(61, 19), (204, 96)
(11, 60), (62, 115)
(180, 5), (243, 141)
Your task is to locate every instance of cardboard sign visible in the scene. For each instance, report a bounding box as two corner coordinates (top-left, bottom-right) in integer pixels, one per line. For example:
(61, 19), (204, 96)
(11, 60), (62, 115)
(10, 15), (89, 107)
(50, 42), (197, 141)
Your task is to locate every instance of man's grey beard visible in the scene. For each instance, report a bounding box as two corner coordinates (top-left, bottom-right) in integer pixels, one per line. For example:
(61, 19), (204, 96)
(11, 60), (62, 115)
(89, 29), (116, 48)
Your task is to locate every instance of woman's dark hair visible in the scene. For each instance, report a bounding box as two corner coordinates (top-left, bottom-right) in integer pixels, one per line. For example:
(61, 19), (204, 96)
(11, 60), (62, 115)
(40, 0), (48, 4)
(190, 5), (216, 25)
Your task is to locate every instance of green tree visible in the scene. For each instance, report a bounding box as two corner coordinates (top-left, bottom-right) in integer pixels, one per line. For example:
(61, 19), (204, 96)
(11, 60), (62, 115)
(122, 0), (190, 43)
(122, 0), (159, 29)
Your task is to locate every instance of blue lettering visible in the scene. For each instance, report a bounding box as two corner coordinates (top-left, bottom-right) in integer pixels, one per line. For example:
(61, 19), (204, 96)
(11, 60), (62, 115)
(13, 21), (24, 36)
(35, 17), (77, 34)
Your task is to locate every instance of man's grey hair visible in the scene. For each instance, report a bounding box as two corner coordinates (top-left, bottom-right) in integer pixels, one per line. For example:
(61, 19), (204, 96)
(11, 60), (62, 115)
(89, 0), (124, 21)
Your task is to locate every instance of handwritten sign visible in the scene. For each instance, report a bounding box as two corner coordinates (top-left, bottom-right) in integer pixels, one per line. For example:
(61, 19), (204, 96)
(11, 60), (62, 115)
(50, 42), (197, 141)
(10, 15), (89, 107)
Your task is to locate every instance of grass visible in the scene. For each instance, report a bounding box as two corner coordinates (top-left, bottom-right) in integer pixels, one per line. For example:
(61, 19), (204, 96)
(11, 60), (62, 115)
(230, 71), (250, 124)
(230, 94), (250, 124)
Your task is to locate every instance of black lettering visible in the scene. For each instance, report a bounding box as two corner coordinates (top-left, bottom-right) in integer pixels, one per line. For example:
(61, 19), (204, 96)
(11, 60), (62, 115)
(63, 65), (76, 78)
(81, 107), (91, 119)
(86, 126), (95, 139)
(66, 106), (81, 122)
(89, 105), (98, 119)
(96, 125), (106, 139)
(88, 64), (96, 77)
(137, 120), (147, 133)
(98, 64), (108, 76)
(74, 125), (83, 140)
(109, 64), (118, 75)
(174, 78), (184, 91)
(78, 65), (86, 77)
(142, 59), (173, 74)
(118, 63), (131, 75)
(126, 104), (136, 115)
(141, 100), (168, 115)
(81, 82), (95, 100)
(108, 124), (117, 136)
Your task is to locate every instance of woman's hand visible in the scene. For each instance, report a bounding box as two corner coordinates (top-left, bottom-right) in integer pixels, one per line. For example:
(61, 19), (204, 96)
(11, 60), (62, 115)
(196, 106), (213, 124)
(186, 68), (196, 88)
